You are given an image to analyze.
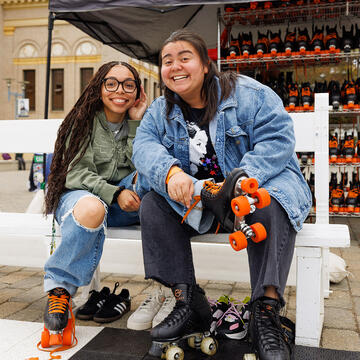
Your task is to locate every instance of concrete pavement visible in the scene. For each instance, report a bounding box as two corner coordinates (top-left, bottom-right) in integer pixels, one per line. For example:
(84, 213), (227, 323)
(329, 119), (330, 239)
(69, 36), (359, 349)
(0, 170), (360, 352)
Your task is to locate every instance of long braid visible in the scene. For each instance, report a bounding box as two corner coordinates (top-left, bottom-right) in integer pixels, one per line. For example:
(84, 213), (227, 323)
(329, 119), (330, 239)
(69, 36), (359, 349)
(44, 61), (141, 215)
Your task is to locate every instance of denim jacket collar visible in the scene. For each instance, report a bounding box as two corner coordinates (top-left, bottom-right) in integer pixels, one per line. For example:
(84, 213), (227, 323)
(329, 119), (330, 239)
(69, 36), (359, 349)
(167, 76), (238, 121)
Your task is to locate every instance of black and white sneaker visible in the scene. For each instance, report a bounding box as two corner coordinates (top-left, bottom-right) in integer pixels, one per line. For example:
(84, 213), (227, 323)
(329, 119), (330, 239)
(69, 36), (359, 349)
(76, 286), (111, 320)
(93, 285), (131, 323)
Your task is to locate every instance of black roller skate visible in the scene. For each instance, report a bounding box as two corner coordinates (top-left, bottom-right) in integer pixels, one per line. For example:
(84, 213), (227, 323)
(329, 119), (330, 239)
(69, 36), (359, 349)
(149, 283), (217, 359)
(284, 28), (296, 56)
(255, 31), (270, 57)
(325, 25), (339, 53)
(241, 32), (255, 58)
(269, 30), (283, 56)
(40, 287), (76, 352)
(245, 297), (293, 360)
(297, 27), (310, 54)
(341, 25), (354, 53)
(328, 80), (341, 110)
(310, 25), (325, 53)
(201, 169), (270, 252)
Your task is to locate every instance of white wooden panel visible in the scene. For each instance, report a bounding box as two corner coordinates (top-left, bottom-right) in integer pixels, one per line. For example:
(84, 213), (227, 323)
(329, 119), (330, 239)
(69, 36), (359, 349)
(0, 119), (62, 153)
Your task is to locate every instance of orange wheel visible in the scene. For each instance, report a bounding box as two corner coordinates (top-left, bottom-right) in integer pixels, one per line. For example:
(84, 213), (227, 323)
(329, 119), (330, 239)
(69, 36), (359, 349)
(229, 231), (248, 251)
(252, 188), (271, 209)
(231, 196), (251, 217)
(63, 328), (72, 346)
(241, 177), (258, 194)
(250, 223), (267, 243)
(41, 329), (50, 348)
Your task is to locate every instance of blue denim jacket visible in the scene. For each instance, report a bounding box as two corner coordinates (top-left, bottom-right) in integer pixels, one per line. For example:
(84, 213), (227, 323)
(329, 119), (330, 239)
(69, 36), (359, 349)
(133, 75), (312, 232)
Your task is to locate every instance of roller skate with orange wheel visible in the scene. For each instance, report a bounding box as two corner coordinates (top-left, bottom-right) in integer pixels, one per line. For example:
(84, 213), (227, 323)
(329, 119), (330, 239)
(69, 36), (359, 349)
(38, 287), (77, 358)
(229, 176), (271, 251)
(200, 168), (271, 251)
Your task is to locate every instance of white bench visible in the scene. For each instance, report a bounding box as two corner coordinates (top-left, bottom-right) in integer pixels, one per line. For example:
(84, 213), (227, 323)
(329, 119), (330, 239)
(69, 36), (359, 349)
(0, 93), (350, 347)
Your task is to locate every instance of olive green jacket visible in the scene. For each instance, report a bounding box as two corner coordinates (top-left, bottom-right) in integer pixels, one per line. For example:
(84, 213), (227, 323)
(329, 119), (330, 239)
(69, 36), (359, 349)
(65, 111), (140, 205)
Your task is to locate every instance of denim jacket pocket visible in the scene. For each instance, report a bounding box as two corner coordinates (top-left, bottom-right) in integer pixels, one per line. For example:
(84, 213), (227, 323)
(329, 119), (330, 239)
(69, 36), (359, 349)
(225, 126), (249, 161)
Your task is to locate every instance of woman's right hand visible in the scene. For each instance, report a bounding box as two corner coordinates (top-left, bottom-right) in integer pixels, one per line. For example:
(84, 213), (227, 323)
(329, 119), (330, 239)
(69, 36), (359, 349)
(167, 171), (194, 208)
(117, 189), (141, 212)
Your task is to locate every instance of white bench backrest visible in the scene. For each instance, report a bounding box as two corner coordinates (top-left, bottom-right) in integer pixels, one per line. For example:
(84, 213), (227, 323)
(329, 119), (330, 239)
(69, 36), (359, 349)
(0, 94), (329, 223)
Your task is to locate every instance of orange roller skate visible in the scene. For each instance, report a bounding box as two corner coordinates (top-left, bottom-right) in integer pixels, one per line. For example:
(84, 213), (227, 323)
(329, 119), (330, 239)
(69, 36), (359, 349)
(200, 169), (271, 252)
(229, 181), (270, 251)
(37, 287), (77, 359)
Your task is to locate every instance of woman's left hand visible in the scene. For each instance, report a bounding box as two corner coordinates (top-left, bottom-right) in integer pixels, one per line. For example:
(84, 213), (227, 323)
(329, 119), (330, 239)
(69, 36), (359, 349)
(128, 85), (147, 120)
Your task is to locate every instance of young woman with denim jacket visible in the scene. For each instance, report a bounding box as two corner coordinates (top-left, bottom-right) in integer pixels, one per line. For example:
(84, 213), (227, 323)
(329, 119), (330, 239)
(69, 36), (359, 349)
(132, 30), (311, 359)
(43, 61), (148, 332)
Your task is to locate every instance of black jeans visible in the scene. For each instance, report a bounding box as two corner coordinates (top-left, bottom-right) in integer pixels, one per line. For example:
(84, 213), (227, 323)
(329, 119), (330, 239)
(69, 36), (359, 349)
(140, 191), (296, 305)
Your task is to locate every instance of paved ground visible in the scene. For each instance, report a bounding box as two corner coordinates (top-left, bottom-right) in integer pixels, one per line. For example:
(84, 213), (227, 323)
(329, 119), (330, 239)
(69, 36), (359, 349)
(0, 170), (360, 352)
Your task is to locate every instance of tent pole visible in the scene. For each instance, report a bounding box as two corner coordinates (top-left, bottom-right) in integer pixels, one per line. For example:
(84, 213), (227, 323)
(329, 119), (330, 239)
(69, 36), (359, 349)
(44, 12), (55, 120)
(217, 8), (221, 72)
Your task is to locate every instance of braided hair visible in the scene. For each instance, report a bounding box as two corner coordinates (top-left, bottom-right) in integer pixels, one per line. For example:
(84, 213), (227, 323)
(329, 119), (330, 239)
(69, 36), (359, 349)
(44, 61), (141, 215)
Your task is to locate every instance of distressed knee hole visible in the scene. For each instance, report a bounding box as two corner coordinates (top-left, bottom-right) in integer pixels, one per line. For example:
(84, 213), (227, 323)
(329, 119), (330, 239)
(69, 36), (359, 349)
(73, 196), (106, 229)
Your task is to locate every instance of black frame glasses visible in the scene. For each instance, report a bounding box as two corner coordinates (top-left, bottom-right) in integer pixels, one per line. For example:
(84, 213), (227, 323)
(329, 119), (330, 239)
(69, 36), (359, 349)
(102, 77), (137, 93)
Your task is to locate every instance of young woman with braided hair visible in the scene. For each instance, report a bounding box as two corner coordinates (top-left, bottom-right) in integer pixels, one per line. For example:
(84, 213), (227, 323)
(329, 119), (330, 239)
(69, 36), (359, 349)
(43, 61), (148, 332)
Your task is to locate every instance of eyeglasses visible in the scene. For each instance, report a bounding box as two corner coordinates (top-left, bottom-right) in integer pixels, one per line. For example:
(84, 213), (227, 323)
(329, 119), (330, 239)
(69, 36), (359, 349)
(102, 77), (137, 93)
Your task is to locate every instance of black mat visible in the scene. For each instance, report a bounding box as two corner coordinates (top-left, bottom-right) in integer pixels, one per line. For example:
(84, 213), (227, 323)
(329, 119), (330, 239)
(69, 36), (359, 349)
(69, 328), (360, 360)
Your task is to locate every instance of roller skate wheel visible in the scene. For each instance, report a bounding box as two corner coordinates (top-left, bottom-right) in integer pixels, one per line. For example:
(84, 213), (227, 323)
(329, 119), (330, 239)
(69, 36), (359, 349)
(62, 326), (73, 346)
(200, 337), (218, 356)
(41, 329), (50, 348)
(187, 336), (198, 349)
(244, 353), (257, 359)
(229, 231), (248, 251)
(252, 188), (271, 209)
(250, 222), (267, 243)
(231, 196), (251, 217)
(166, 345), (184, 360)
(241, 177), (258, 194)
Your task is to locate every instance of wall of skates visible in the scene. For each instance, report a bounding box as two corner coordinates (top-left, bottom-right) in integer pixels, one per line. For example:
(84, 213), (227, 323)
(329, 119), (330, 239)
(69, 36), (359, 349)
(217, 0), (360, 217)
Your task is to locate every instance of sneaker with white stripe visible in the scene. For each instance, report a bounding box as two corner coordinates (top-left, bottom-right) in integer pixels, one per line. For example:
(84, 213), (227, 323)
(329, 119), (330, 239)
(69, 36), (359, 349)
(93, 287), (131, 323)
(127, 286), (165, 330)
(76, 286), (111, 320)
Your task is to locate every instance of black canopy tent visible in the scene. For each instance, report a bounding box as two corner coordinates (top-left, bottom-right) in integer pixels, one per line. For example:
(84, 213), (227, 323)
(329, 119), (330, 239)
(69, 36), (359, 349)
(45, 0), (260, 118)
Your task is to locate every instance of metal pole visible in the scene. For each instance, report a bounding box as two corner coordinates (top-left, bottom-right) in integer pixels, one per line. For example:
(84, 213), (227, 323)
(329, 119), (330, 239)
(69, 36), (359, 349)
(44, 12), (55, 119)
(217, 8), (221, 72)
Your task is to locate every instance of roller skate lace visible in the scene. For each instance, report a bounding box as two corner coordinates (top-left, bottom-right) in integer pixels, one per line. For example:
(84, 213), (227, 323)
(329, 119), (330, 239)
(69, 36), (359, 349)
(48, 288), (70, 316)
(181, 181), (223, 234)
(255, 302), (287, 351)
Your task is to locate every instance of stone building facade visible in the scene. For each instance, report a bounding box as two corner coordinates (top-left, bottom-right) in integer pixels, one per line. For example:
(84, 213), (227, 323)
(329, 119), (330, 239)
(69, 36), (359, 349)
(0, 0), (160, 121)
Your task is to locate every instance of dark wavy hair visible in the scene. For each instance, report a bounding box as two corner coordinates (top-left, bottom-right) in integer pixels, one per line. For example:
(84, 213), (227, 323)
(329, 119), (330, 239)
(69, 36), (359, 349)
(159, 29), (237, 125)
(44, 61), (141, 215)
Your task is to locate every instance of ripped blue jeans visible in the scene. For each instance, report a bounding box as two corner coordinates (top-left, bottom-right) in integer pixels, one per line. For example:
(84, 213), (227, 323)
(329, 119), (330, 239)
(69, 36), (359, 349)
(43, 172), (140, 296)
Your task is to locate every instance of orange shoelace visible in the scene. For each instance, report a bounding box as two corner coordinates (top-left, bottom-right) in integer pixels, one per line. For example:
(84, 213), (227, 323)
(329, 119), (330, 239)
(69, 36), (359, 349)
(242, 40), (252, 46)
(285, 34), (296, 42)
(331, 188), (344, 199)
(257, 37), (269, 46)
(270, 36), (281, 44)
(302, 88), (311, 96)
(343, 139), (354, 148)
(297, 35), (308, 42)
(310, 33), (324, 44)
(48, 294), (69, 314)
(346, 86), (356, 95)
(329, 139), (338, 148)
(348, 189), (359, 198)
(325, 33), (337, 42)
(289, 89), (298, 97)
(181, 181), (223, 234)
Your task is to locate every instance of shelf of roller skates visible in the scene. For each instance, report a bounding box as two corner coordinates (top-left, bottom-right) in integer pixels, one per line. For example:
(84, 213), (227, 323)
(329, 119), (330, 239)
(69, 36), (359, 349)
(222, 1), (360, 27)
(220, 50), (360, 71)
